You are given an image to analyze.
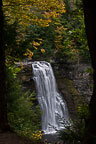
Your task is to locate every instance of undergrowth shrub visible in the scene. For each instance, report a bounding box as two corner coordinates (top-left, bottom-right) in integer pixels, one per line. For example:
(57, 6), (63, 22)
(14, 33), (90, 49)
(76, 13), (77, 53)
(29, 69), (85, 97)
(59, 104), (89, 144)
(6, 65), (42, 143)
(59, 120), (85, 144)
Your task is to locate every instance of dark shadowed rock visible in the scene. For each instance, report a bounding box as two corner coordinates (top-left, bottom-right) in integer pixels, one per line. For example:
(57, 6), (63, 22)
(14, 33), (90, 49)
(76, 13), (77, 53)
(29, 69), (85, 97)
(16, 61), (93, 120)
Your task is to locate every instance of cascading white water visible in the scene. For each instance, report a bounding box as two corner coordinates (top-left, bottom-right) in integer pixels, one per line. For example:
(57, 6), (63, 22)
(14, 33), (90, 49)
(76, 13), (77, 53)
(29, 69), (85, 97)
(32, 61), (69, 134)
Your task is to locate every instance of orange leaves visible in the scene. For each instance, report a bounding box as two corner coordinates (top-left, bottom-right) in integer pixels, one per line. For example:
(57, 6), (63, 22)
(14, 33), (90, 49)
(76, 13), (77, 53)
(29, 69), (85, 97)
(32, 40), (45, 54)
(24, 47), (45, 59)
(41, 48), (45, 53)
(24, 38), (45, 58)
(55, 26), (67, 34)
(32, 0), (66, 14)
(55, 25), (66, 49)
(4, 0), (66, 60)
(32, 40), (40, 50)
(44, 11), (59, 19)
(32, 41), (41, 46)
(24, 49), (34, 59)
(32, 18), (51, 27)
(32, 39), (42, 49)
(4, 0), (66, 28)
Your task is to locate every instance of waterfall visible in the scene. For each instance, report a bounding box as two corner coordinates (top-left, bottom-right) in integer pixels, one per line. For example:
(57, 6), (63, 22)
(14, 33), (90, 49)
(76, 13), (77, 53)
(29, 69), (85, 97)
(32, 61), (69, 134)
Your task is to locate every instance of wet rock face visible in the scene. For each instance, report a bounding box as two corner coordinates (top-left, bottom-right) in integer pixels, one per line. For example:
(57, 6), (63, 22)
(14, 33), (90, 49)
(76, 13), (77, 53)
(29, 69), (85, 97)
(16, 61), (36, 93)
(71, 64), (93, 103)
(17, 61), (93, 120)
(53, 63), (93, 102)
(52, 62), (93, 119)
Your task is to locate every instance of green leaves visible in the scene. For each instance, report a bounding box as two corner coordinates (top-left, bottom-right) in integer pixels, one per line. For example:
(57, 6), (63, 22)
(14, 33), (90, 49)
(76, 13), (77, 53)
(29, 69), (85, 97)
(6, 67), (41, 136)
(54, 1), (90, 64)
(78, 104), (89, 120)
(8, 66), (21, 78)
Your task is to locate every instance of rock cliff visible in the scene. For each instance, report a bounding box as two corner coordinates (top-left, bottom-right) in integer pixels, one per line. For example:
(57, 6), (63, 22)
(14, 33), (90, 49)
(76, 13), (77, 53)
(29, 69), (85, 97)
(16, 61), (93, 120)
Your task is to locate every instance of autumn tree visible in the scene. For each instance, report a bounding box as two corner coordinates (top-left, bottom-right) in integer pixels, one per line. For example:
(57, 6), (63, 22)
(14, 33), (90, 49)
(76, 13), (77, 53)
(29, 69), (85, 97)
(3, 0), (66, 59)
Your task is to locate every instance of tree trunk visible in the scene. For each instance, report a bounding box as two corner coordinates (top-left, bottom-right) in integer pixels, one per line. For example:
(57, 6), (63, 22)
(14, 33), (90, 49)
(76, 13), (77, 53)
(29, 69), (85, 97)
(0, 0), (10, 132)
(83, 0), (96, 143)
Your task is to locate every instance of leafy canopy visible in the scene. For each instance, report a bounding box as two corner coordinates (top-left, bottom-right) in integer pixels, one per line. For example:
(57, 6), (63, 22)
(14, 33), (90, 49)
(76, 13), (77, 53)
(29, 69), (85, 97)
(3, 0), (66, 27)
(3, 0), (66, 60)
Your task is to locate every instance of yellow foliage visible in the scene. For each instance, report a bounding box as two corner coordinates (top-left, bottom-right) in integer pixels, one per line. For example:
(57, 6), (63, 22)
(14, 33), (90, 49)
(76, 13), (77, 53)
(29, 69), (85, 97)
(33, 46), (38, 50)
(30, 131), (42, 142)
(24, 49), (34, 59)
(4, 0), (66, 27)
(41, 48), (45, 53)
(32, 41), (41, 46)
(54, 25), (65, 49)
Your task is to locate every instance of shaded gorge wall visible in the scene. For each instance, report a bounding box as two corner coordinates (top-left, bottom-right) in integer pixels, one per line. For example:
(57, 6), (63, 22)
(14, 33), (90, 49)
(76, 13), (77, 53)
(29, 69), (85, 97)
(16, 61), (93, 120)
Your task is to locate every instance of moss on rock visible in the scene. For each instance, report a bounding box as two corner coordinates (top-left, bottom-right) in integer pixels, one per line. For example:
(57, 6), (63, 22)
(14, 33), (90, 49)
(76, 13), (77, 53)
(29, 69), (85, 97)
(56, 77), (83, 120)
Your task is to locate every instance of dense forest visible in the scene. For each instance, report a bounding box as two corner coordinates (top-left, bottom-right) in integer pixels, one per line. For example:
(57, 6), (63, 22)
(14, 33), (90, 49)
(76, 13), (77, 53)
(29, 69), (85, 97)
(0, 0), (96, 144)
